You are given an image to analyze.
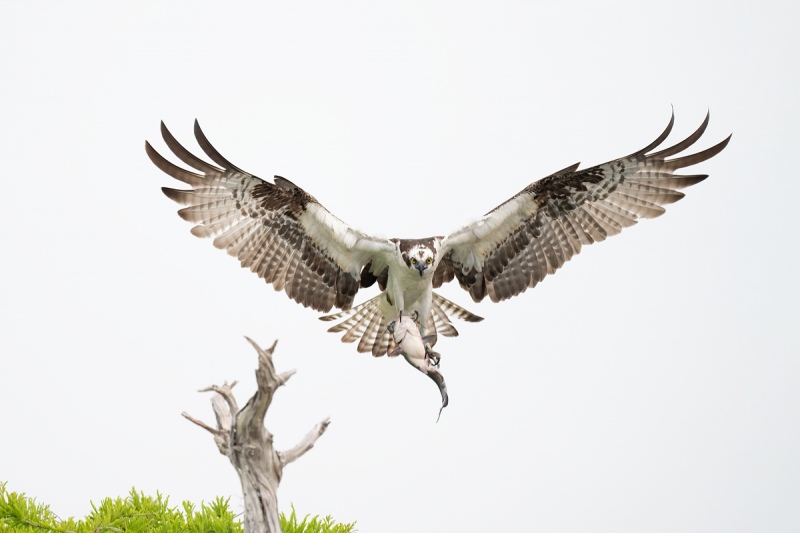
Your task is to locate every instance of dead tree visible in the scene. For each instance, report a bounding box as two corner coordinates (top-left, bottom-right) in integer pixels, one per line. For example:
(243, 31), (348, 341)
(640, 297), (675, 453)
(182, 337), (329, 533)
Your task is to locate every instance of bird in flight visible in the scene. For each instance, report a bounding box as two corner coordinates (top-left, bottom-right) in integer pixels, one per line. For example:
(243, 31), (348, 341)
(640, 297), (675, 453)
(146, 111), (729, 367)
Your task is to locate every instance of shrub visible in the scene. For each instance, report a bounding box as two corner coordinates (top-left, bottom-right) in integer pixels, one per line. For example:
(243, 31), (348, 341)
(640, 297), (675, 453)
(0, 482), (355, 533)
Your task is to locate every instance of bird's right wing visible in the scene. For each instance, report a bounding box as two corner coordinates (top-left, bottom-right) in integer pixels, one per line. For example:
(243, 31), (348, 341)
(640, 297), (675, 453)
(146, 121), (394, 312)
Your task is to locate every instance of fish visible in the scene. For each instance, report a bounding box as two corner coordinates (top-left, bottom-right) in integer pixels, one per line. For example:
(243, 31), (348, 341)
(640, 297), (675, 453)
(387, 311), (449, 421)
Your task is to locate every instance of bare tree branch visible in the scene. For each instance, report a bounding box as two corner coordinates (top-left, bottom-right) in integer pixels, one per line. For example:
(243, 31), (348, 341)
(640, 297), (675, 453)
(184, 337), (329, 533)
(279, 418), (331, 467)
(181, 411), (220, 436)
(199, 380), (239, 416)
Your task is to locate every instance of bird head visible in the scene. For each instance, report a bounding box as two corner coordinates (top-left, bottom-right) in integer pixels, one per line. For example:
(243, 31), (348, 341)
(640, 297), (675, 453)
(399, 240), (437, 277)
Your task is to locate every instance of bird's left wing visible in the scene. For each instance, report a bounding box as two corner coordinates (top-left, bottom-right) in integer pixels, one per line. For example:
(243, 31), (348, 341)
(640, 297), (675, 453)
(145, 121), (394, 312)
(439, 112), (730, 303)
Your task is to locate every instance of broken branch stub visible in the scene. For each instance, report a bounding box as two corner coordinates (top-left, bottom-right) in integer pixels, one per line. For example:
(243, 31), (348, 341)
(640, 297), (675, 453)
(182, 337), (329, 533)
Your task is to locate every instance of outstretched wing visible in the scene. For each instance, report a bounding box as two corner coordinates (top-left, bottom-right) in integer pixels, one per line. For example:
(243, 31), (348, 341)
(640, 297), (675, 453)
(439, 112), (731, 303)
(145, 121), (394, 312)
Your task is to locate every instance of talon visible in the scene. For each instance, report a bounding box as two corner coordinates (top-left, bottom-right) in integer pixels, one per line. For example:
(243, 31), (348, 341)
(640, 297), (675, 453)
(411, 310), (420, 323)
(426, 346), (441, 367)
(387, 321), (396, 334)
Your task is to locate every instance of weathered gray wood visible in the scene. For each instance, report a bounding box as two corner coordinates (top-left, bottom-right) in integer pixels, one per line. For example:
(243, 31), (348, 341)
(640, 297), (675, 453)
(182, 338), (329, 533)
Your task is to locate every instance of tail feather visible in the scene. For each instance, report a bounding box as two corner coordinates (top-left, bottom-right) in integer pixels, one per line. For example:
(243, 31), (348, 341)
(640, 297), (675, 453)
(319, 307), (351, 322)
(430, 304), (458, 337)
(319, 291), (482, 356)
(341, 302), (377, 342)
(327, 301), (373, 335)
(432, 292), (484, 323)
(358, 305), (386, 355)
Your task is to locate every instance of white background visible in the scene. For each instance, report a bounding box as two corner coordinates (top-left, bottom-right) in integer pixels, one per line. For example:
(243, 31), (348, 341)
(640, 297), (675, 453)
(2, 1), (798, 532)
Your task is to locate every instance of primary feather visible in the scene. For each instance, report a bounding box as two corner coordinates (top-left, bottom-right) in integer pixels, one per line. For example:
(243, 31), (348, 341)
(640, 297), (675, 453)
(440, 111), (730, 302)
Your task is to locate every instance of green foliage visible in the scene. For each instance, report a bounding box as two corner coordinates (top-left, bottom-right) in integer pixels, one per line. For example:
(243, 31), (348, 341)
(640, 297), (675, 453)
(281, 505), (356, 533)
(0, 482), (240, 533)
(1, 482), (355, 533)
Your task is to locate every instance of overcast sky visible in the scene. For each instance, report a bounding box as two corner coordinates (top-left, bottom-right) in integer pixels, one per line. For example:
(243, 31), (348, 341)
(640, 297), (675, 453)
(2, 1), (799, 532)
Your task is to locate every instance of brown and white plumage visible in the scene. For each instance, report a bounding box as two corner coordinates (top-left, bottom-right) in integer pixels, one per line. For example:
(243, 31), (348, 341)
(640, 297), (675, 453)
(147, 121), (392, 314)
(320, 292), (482, 356)
(146, 120), (482, 357)
(146, 111), (729, 359)
(438, 111), (730, 303)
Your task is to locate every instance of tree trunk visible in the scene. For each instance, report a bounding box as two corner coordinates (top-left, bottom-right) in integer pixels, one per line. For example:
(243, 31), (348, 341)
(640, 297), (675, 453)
(183, 337), (329, 533)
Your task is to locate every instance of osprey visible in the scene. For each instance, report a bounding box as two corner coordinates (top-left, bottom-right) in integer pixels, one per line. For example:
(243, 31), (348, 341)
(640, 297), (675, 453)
(146, 111), (729, 360)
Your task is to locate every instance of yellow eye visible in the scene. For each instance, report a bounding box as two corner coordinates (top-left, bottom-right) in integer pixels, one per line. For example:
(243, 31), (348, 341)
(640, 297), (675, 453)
(411, 258), (417, 264)
(426, 257), (433, 264)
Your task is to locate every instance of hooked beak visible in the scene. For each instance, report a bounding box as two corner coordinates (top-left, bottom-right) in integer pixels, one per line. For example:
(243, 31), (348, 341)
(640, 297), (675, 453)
(415, 262), (426, 276)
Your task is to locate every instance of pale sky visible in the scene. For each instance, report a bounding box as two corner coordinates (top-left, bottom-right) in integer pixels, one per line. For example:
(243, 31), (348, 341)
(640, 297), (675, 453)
(2, 1), (799, 532)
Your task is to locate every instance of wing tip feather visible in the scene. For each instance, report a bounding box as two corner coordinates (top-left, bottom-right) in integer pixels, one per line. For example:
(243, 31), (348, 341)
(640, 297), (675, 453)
(162, 187), (185, 203)
(190, 225), (213, 238)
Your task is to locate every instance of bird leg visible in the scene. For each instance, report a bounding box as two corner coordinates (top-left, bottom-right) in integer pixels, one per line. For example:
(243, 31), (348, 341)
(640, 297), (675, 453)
(426, 345), (441, 368)
(408, 309), (438, 363)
